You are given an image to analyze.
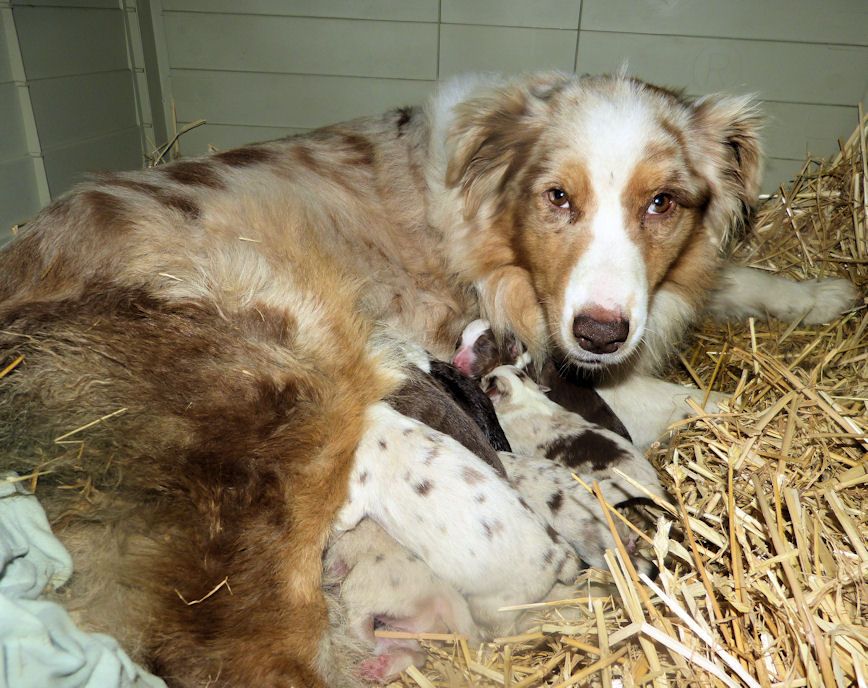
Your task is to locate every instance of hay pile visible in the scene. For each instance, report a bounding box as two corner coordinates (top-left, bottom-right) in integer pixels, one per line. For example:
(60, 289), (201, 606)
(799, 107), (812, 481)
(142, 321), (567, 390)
(388, 117), (868, 687)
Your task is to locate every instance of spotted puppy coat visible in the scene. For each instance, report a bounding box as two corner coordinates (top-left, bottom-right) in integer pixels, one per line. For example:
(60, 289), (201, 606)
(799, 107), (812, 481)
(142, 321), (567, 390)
(324, 518), (478, 684)
(326, 445), (657, 684)
(452, 317), (633, 440)
(482, 365), (654, 478)
(334, 401), (578, 635)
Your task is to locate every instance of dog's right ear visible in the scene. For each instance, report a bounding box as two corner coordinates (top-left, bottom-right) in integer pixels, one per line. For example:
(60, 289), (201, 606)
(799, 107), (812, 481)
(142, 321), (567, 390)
(445, 76), (564, 219)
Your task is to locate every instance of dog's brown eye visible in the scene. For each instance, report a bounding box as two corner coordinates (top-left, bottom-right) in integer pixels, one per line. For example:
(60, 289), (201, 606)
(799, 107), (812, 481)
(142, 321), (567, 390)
(546, 188), (570, 209)
(646, 193), (675, 216)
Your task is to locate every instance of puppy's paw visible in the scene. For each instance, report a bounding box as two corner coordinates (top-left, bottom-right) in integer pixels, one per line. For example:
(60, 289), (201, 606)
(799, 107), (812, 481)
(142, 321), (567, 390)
(358, 645), (425, 684)
(557, 547), (581, 584)
(799, 277), (860, 324)
(466, 544), (579, 637)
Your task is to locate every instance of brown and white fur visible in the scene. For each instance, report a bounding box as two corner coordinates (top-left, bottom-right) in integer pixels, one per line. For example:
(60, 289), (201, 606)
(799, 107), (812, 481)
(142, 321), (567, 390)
(324, 443), (659, 685)
(0, 71), (857, 686)
(482, 365), (654, 484)
(482, 365), (664, 562)
(323, 352), (657, 684)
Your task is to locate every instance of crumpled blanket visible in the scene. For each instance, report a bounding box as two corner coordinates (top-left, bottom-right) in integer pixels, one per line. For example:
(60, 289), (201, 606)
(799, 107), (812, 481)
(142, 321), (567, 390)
(0, 476), (165, 688)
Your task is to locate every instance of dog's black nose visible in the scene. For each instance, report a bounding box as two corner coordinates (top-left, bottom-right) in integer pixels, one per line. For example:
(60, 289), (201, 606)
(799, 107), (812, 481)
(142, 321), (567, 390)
(572, 310), (629, 354)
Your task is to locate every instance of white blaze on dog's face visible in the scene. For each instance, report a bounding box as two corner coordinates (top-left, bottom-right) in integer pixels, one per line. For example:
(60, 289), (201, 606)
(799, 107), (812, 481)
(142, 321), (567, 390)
(528, 84), (720, 366)
(444, 74), (762, 368)
(548, 96), (668, 362)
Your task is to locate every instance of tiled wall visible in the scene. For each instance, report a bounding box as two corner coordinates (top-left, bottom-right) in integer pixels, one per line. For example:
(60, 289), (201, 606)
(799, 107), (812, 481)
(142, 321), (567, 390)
(0, 0), (145, 238)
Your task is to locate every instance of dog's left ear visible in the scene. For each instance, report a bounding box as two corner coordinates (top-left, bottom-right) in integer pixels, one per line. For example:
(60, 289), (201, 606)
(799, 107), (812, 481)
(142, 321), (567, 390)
(689, 94), (763, 244)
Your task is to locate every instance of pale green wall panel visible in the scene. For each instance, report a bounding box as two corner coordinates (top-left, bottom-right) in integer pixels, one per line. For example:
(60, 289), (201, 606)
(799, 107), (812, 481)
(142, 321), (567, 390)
(0, 5), (48, 240)
(29, 70), (139, 150)
(163, 0), (439, 23)
(576, 32), (868, 106)
(0, 18), (13, 83)
(440, 24), (577, 79)
(762, 158), (810, 194)
(582, 0), (868, 46)
(0, 156), (43, 234)
(14, 6), (130, 79)
(10, 3), (146, 204)
(164, 13), (438, 79)
(441, 0), (582, 30)
(10, 1), (121, 8)
(0, 82), (29, 160)
(125, 8), (147, 71)
(762, 102), (859, 160)
(42, 126), (144, 196)
(174, 122), (307, 157)
(170, 70), (434, 129)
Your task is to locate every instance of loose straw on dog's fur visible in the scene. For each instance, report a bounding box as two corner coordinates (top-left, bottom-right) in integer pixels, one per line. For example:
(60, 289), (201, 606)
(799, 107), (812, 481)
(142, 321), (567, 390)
(393, 113), (867, 688)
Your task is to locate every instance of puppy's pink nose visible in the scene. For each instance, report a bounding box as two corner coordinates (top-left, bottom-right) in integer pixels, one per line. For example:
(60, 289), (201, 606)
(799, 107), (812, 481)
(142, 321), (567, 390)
(572, 308), (629, 354)
(451, 349), (473, 376)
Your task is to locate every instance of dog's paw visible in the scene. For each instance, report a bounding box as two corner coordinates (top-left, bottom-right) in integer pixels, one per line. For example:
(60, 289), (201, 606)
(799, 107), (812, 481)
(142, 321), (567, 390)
(798, 277), (860, 324)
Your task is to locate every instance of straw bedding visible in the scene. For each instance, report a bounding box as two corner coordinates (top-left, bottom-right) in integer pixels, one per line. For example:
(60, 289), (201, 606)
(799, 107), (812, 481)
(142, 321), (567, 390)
(385, 117), (868, 688)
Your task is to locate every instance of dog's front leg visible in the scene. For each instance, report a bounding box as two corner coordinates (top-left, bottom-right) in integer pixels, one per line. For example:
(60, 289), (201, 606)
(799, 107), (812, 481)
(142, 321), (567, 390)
(707, 264), (859, 324)
(335, 402), (579, 635)
(605, 264), (858, 447)
(593, 373), (723, 449)
(475, 266), (547, 358)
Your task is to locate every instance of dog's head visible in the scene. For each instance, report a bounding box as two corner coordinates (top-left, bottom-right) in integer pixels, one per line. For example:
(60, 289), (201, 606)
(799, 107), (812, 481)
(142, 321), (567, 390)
(442, 72), (762, 369)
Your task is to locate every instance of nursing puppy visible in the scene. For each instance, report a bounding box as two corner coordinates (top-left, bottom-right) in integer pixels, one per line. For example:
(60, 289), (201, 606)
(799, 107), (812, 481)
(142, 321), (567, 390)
(0, 71), (856, 686)
(453, 318), (631, 440)
(326, 444), (658, 685)
(482, 366), (658, 491)
(324, 519), (479, 684)
(482, 366), (663, 564)
(325, 355), (658, 685)
(329, 445), (661, 684)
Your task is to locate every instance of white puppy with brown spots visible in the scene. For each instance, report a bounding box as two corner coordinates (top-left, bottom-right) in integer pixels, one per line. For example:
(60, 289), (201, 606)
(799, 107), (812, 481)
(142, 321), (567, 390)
(334, 403), (579, 636)
(324, 518), (479, 683)
(481, 365), (665, 567)
(482, 366), (659, 481)
(325, 445), (655, 684)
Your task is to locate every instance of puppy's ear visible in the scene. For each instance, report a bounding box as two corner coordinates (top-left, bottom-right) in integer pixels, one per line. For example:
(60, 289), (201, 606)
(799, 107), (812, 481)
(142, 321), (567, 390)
(481, 375), (505, 404)
(446, 77), (561, 219)
(689, 94), (763, 244)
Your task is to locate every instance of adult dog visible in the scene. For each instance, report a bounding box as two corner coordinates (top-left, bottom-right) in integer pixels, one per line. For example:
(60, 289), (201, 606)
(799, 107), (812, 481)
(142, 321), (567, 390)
(0, 72), (855, 686)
